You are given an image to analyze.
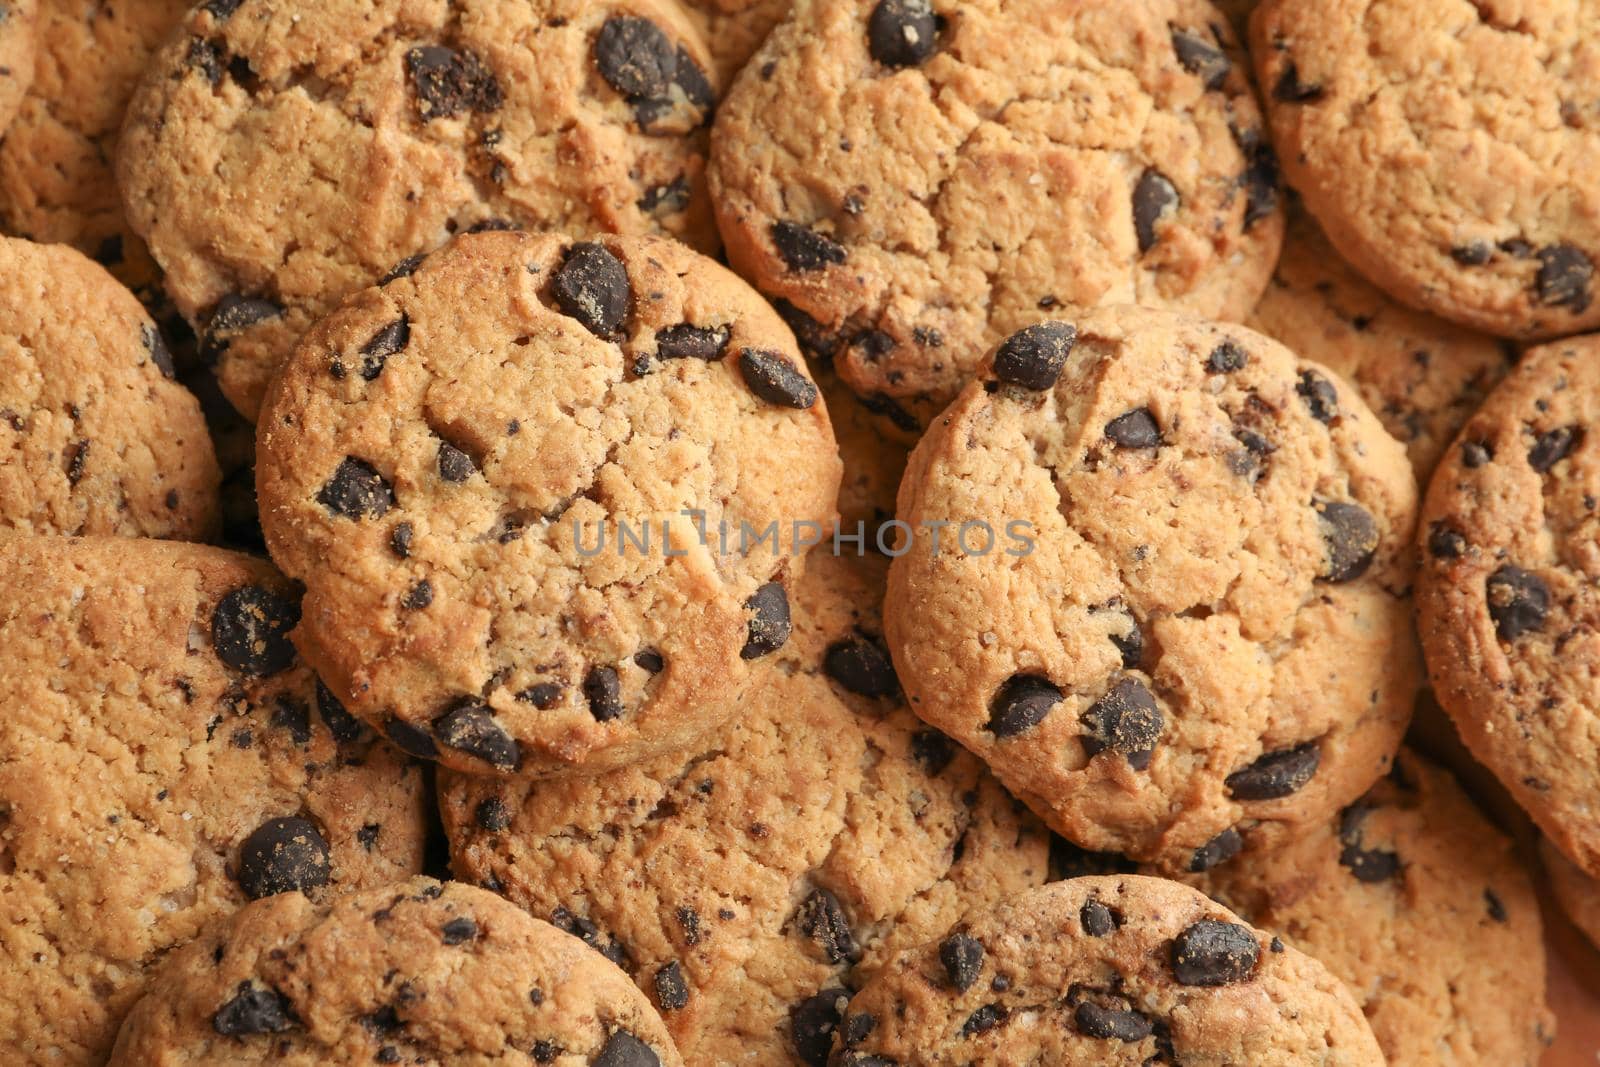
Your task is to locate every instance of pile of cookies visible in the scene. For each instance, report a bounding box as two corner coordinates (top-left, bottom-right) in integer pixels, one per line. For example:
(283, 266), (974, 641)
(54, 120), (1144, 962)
(0, 0), (1593, 1063)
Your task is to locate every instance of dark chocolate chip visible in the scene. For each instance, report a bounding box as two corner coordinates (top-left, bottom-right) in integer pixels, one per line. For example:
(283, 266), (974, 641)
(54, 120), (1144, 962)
(1535, 244), (1594, 312)
(771, 221), (847, 272)
(938, 932), (984, 991)
(1109, 612), (1144, 670)
(518, 682), (565, 709)
(202, 295), (282, 364)
(1528, 425), (1582, 472)
(638, 175), (691, 216)
(595, 16), (677, 97)
(823, 636), (900, 697)
(1080, 677), (1163, 770)
(237, 816), (331, 899)
(739, 348), (818, 409)
(584, 666), (625, 721)
(1189, 827), (1243, 872)
(212, 585), (300, 676)
(1486, 565), (1548, 641)
(213, 981), (295, 1036)
(593, 1029), (661, 1067)
(386, 717), (439, 759)
(317, 456), (395, 519)
(742, 581), (792, 658)
(389, 522), (414, 559)
(1170, 919), (1260, 986)
(1132, 169), (1180, 253)
(988, 674), (1061, 738)
(438, 441), (476, 483)
(475, 796), (511, 832)
(406, 45), (502, 120)
(1273, 60), (1324, 102)
(867, 0), (938, 67)
(1427, 521), (1466, 560)
(1105, 407), (1161, 449)
(1296, 369), (1338, 423)
(859, 392), (921, 433)
(774, 299), (838, 361)
(657, 323), (731, 361)
(1207, 341), (1247, 374)
(1172, 27), (1231, 89)
(553, 242), (631, 338)
(1049, 836), (1137, 880)
(795, 888), (859, 964)
(65, 440), (89, 486)
(434, 701), (520, 770)
(1314, 499), (1378, 583)
(141, 323), (175, 379)
(837, 1055), (896, 1067)
(360, 316), (410, 380)
(1074, 1001), (1154, 1043)
(401, 579), (433, 611)
(271, 696), (312, 744)
(550, 908), (632, 968)
(842, 1012), (877, 1047)
(187, 37), (224, 86)
(655, 962), (690, 1012)
(315, 679), (365, 743)
(993, 320), (1076, 390)
(962, 1003), (1006, 1036)
(634, 648), (665, 673)
(441, 916), (478, 945)
(1226, 742), (1320, 800)
(911, 729), (956, 776)
(1452, 241), (1492, 266)
(381, 254), (425, 285)
(1486, 888), (1508, 922)
(204, 0), (244, 18)
(1240, 140), (1281, 229)
(1079, 899), (1119, 937)
(1338, 806), (1400, 883)
(791, 988), (847, 1065)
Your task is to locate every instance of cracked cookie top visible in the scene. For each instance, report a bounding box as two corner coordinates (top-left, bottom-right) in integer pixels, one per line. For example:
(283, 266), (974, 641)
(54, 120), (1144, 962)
(886, 305), (1419, 871)
(709, 0), (1284, 440)
(438, 550), (1050, 1065)
(1253, 0), (1600, 340)
(0, 235), (220, 539)
(1171, 748), (1553, 1067)
(118, 0), (721, 421)
(0, 0), (35, 136)
(829, 875), (1384, 1065)
(1417, 331), (1600, 876)
(108, 877), (683, 1066)
(258, 231), (841, 779)
(0, 535), (427, 1064)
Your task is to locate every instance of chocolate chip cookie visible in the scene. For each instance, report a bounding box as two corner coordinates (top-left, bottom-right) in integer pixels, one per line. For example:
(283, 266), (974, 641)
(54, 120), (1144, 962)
(0, 235), (219, 539)
(1174, 748), (1554, 1066)
(711, 0), (1284, 439)
(1417, 331), (1600, 875)
(259, 231), (841, 778)
(887, 305), (1420, 871)
(829, 875), (1384, 1065)
(0, 0), (35, 135)
(1249, 204), (1516, 480)
(0, 0), (189, 299)
(0, 535), (427, 1065)
(1253, 0), (1600, 340)
(118, 0), (720, 421)
(681, 0), (790, 81)
(438, 549), (1051, 1065)
(107, 877), (682, 1066)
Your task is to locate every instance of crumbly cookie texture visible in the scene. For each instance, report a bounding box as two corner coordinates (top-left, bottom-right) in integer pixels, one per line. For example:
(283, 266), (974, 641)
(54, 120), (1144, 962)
(0, 235), (219, 538)
(107, 878), (683, 1066)
(0, 0), (188, 299)
(1249, 204), (1516, 480)
(0, 0), (35, 135)
(1253, 0), (1600, 340)
(119, 0), (721, 420)
(1173, 748), (1554, 1066)
(711, 0), (1284, 439)
(259, 231), (841, 779)
(1417, 332), (1600, 875)
(1543, 838), (1600, 953)
(0, 535), (427, 1065)
(831, 875), (1385, 1065)
(439, 550), (1051, 1065)
(887, 305), (1420, 871)
(681, 0), (790, 81)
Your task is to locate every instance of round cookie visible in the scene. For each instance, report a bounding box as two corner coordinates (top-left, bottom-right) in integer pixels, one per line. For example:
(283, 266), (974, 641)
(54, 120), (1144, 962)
(886, 305), (1420, 871)
(1417, 332), (1600, 875)
(0, 0), (190, 298)
(0, 535), (427, 1065)
(259, 231), (841, 778)
(830, 875), (1384, 1065)
(438, 550), (1051, 1065)
(1249, 204), (1516, 480)
(108, 878), (682, 1066)
(0, 235), (219, 539)
(1171, 748), (1554, 1066)
(1252, 0), (1600, 340)
(1543, 839), (1600, 953)
(681, 0), (790, 81)
(711, 0), (1284, 439)
(0, 0), (35, 135)
(119, 0), (721, 421)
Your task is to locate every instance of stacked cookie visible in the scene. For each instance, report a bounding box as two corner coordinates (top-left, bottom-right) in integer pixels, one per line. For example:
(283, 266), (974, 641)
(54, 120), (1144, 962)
(0, 0), (1594, 1063)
